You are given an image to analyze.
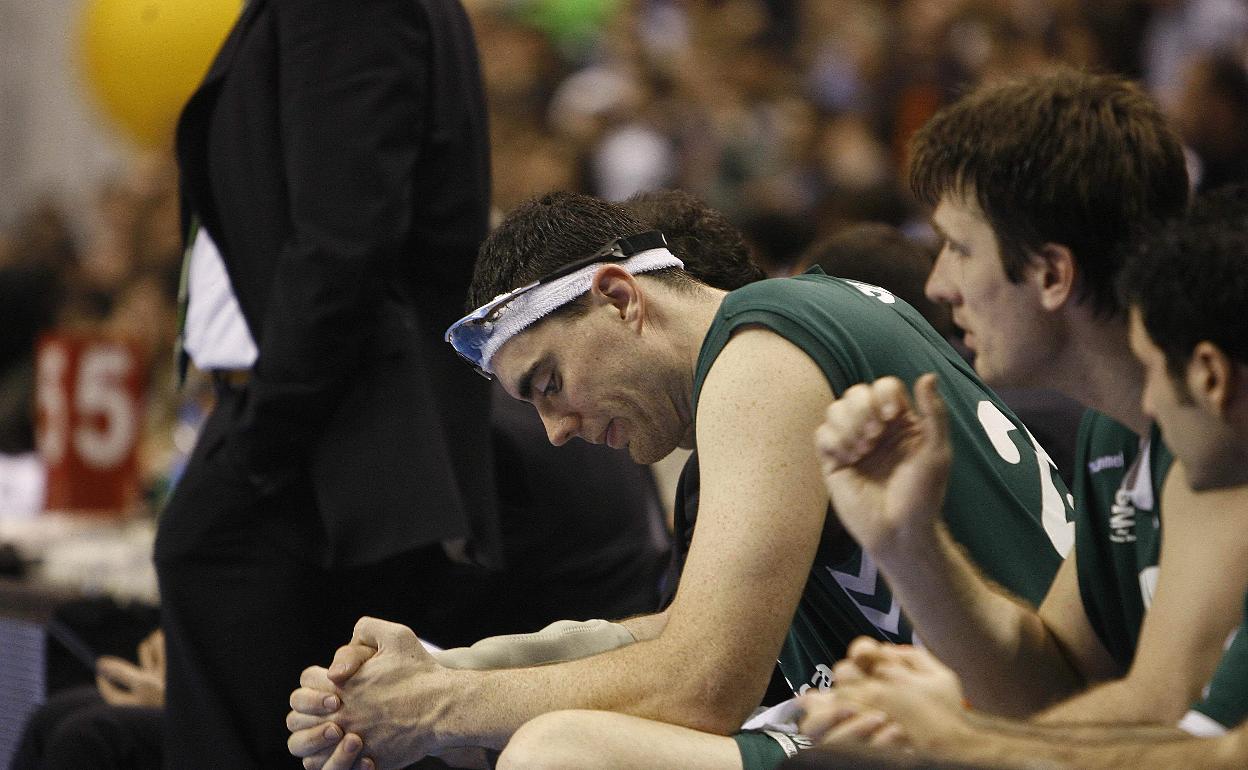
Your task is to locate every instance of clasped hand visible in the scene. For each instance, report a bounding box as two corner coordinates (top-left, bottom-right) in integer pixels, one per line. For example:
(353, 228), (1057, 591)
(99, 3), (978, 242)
(798, 637), (969, 753)
(286, 616), (446, 770)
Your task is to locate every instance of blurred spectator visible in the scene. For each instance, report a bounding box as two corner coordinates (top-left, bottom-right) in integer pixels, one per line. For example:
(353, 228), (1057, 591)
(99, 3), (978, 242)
(4, 0), (1247, 516)
(0, 261), (59, 467)
(1141, 0), (1248, 109)
(801, 222), (951, 337)
(0, 152), (184, 516)
(0, 200), (73, 514)
(1174, 52), (1248, 190)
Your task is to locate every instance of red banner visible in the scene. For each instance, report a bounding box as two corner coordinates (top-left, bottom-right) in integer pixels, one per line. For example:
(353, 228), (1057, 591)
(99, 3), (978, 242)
(34, 333), (146, 514)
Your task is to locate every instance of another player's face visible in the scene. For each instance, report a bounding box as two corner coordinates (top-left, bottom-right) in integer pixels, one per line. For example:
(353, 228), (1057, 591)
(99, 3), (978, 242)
(926, 193), (1053, 387)
(1127, 307), (1233, 491)
(492, 306), (690, 464)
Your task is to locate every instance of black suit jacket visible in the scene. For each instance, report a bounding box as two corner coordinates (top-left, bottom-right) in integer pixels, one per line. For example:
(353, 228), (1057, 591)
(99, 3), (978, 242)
(173, 0), (499, 568)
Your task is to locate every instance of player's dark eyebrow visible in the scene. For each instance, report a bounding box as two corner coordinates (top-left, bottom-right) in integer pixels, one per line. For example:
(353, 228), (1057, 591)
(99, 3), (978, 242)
(930, 221), (967, 253)
(516, 353), (552, 402)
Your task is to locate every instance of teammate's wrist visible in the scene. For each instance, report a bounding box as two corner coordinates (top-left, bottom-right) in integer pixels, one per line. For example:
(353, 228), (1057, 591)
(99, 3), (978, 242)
(872, 514), (943, 564)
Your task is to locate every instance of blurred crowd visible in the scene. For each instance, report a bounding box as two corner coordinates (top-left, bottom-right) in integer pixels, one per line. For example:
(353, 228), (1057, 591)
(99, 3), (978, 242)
(2, 0), (1247, 508)
(482, 0), (1248, 269)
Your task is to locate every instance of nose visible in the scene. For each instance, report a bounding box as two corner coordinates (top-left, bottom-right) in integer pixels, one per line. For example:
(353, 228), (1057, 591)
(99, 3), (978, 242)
(1139, 383), (1155, 421)
(539, 409), (579, 446)
(925, 247), (959, 306)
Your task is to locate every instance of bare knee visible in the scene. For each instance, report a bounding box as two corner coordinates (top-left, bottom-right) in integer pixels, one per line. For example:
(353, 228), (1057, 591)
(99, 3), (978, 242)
(497, 710), (606, 770)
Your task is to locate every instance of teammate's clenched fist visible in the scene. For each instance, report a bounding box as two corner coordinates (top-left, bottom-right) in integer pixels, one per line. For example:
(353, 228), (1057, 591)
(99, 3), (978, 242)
(813, 373), (952, 552)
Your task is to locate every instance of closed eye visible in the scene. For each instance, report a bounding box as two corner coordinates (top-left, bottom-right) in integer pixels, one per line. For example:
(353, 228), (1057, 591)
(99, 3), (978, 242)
(542, 372), (560, 398)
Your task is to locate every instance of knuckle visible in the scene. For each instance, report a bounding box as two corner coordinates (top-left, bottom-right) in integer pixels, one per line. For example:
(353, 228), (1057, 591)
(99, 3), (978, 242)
(302, 666), (326, 687)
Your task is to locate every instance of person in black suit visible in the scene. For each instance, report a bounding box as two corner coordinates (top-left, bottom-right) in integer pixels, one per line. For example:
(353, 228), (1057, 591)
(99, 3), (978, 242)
(155, 1), (502, 766)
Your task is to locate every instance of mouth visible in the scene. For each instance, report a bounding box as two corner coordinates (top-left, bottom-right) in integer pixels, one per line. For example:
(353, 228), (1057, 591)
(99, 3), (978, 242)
(952, 317), (973, 348)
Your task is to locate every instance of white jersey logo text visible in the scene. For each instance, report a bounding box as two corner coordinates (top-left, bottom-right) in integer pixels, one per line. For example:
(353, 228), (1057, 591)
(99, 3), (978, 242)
(797, 663), (834, 695)
(1109, 487), (1137, 543)
(1088, 452), (1125, 475)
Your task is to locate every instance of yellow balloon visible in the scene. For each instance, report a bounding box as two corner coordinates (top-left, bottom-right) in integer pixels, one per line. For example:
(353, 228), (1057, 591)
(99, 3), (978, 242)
(78, 0), (242, 148)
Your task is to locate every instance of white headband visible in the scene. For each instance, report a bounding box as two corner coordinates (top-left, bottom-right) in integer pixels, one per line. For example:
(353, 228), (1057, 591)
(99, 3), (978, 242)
(477, 246), (684, 373)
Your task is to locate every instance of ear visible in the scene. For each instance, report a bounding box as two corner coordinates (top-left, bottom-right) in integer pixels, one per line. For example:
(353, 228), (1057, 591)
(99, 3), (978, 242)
(587, 265), (644, 328)
(1188, 341), (1238, 416)
(1031, 243), (1077, 312)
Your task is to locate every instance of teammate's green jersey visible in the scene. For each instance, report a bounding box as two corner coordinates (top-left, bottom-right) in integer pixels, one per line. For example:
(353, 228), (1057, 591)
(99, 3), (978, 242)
(1191, 594), (1248, 730)
(691, 271), (1070, 695)
(1072, 411), (1170, 670)
(1074, 411), (1247, 730)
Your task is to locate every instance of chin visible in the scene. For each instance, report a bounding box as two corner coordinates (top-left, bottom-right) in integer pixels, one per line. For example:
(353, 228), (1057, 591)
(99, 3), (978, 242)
(975, 356), (1027, 389)
(972, 360), (1001, 385)
(628, 438), (676, 465)
(627, 445), (658, 465)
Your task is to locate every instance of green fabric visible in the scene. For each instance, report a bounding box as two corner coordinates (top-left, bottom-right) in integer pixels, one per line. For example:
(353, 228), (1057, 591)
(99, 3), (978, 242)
(692, 271), (1068, 696)
(1192, 594), (1248, 728)
(733, 731), (793, 770)
(1072, 413), (1248, 728)
(1072, 412), (1172, 670)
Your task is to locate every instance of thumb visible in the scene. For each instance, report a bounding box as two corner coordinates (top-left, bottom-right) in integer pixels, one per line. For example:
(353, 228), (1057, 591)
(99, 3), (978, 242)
(329, 617), (418, 685)
(350, 616), (385, 649)
(912, 373), (949, 453)
(97, 655), (142, 688)
(351, 616), (413, 651)
(97, 657), (145, 705)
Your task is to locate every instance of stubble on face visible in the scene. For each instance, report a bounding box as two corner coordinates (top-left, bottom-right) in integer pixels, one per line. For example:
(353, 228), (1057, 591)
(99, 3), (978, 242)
(494, 310), (691, 465)
(929, 195), (1056, 390)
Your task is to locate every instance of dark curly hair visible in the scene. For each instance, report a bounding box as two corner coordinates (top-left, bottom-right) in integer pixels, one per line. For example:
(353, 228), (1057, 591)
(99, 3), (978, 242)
(909, 67), (1189, 318)
(1119, 184), (1248, 381)
(469, 191), (734, 316)
(624, 189), (765, 291)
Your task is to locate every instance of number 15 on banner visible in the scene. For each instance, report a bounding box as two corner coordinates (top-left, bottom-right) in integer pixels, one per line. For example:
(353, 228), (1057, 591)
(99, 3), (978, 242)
(35, 333), (146, 514)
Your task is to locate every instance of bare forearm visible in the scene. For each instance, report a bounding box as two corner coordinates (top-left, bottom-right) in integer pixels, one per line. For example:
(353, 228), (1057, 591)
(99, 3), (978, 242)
(873, 524), (1081, 715)
(423, 630), (766, 752)
(1036, 677), (1185, 725)
(938, 711), (1243, 769)
(618, 610), (668, 642)
(1041, 475), (1248, 726)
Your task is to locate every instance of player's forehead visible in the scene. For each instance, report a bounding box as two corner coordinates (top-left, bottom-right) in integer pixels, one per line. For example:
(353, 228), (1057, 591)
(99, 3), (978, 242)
(932, 190), (990, 234)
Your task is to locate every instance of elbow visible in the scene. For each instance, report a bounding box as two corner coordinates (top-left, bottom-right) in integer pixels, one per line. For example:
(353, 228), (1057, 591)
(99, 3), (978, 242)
(677, 703), (752, 737)
(632, 625), (775, 734)
(651, 665), (765, 735)
(1142, 676), (1209, 724)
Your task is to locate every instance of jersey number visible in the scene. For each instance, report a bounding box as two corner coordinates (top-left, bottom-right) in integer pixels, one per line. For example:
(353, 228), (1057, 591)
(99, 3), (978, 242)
(977, 401), (1074, 556)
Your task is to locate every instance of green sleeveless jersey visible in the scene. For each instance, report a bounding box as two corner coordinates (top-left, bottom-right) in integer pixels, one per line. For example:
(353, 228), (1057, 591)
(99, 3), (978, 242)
(1191, 595), (1248, 730)
(1072, 412), (1171, 670)
(1074, 412), (1246, 729)
(691, 271), (1070, 695)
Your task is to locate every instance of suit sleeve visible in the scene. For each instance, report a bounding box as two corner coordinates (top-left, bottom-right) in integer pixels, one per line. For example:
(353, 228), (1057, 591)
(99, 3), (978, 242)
(224, 0), (430, 490)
